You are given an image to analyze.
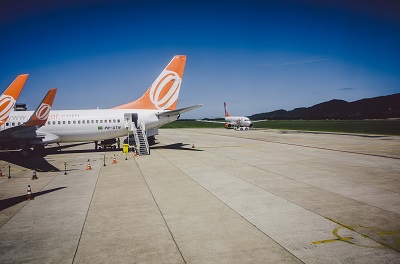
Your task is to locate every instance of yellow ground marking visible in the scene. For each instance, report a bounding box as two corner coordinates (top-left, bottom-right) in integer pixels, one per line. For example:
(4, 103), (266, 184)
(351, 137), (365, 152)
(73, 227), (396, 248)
(312, 236), (353, 245)
(312, 218), (400, 252)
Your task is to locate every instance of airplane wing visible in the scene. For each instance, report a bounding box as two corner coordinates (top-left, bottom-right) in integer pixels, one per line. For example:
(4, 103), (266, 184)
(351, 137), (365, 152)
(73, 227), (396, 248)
(196, 119), (226, 124)
(0, 88), (57, 145)
(157, 104), (203, 117)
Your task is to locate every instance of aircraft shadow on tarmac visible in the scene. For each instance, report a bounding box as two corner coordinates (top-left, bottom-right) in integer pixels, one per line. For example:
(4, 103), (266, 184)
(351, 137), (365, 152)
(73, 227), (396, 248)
(0, 187), (66, 211)
(0, 143), (93, 172)
(0, 152), (60, 172)
(151, 143), (203, 151)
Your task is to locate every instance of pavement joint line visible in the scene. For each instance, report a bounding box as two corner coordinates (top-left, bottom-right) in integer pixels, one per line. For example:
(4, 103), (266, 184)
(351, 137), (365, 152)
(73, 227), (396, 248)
(200, 140), (400, 214)
(0, 168), (59, 229)
(178, 144), (400, 254)
(133, 152), (187, 264)
(72, 159), (103, 264)
(185, 129), (400, 160)
(155, 149), (304, 263)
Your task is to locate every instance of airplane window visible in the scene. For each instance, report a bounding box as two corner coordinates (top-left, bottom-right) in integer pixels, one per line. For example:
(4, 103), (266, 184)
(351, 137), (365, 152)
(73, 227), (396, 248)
(87, 120), (90, 124)
(91, 120), (94, 123)
(109, 120), (112, 123)
(117, 119), (120, 123)
(47, 121), (50, 125)
(18, 122), (21, 125)
(58, 121), (61, 124)
(100, 120), (103, 123)
(104, 120), (107, 123)
(82, 120), (85, 124)
(63, 121), (66, 124)
(78, 120), (81, 124)
(12, 122), (15, 126)
(52, 121), (55, 125)
(68, 121), (71, 124)
(6, 123), (9, 126)
(96, 120), (98, 123)
(113, 119), (116, 123)
(73, 121), (76, 124)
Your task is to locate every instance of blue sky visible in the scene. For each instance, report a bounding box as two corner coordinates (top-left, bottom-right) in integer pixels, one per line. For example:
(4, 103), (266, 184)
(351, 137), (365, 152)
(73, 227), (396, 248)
(1, 0), (399, 118)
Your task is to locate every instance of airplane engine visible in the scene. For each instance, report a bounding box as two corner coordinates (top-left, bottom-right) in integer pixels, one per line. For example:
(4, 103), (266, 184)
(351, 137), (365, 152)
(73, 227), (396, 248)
(224, 122), (233, 129)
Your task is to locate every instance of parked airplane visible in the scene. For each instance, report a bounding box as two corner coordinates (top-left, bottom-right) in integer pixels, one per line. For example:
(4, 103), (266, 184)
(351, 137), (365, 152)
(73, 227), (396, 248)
(0, 74), (29, 126)
(197, 102), (255, 130)
(222, 102), (253, 129)
(0, 89), (57, 151)
(0, 55), (201, 156)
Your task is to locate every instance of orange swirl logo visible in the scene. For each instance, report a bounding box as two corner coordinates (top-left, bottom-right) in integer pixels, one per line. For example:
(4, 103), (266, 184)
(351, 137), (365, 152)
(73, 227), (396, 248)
(0, 95), (15, 122)
(149, 70), (181, 110)
(36, 103), (51, 120)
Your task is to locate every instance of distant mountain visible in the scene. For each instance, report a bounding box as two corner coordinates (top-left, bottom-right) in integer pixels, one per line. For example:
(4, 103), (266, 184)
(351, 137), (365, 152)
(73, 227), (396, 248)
(249, 93), (400, 120)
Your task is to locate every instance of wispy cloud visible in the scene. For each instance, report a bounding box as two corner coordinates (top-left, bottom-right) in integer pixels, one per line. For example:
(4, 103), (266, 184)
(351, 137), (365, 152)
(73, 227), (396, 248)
(278, 58), (328, 66)
(339, 87), (356, 91)
(259, 57), (328, 67)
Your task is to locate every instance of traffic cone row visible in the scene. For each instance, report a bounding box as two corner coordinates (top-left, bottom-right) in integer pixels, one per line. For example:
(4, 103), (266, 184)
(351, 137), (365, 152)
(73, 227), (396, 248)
(27, 185), (34, 200)
(31, 170), (38, 180)
(86, 159), (92, 170)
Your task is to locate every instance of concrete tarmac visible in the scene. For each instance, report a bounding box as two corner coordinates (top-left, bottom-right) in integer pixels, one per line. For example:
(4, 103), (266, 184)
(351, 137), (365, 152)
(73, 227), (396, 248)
(0, 128), (399, 263)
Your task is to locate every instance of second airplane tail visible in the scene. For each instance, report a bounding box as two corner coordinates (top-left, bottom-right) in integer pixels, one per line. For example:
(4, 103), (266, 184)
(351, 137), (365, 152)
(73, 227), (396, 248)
(23, 88), (57, 127)
(224, 102), (231, 117)
(113, 55), (186, 110)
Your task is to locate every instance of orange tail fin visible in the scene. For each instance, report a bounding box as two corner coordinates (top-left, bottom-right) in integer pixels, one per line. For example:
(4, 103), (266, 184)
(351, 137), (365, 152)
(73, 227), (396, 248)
(0, 74), (29, 125)
(23, 88), (57, 127)
(112, 55), (186, 110)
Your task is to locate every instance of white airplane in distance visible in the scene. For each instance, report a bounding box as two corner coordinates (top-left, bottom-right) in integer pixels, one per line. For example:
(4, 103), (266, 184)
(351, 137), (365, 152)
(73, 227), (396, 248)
(0, 89), (57, 150)
(0, 74), (29, 126)
(223, 102), (253, 130)
(0, 55), (202, 156)
(197, 102), (255, 130)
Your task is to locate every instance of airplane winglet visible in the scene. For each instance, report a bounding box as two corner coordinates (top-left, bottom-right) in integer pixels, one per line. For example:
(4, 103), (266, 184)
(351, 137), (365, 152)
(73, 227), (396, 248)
(23, 88), (57, 127)
(156, 104), (203, 117)
(0, 74), (29, 125)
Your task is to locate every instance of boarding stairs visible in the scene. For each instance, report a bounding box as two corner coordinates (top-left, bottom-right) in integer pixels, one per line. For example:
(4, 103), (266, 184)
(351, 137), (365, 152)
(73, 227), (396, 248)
(124, 113), (150, 156)
(133, 121), (150, 155)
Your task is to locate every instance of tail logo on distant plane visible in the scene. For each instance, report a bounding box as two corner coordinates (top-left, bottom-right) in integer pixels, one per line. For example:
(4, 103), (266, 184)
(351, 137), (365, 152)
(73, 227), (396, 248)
(149, 70), (181, 110)
(0, 95), (15, 122)
(36, 103), (51, 120)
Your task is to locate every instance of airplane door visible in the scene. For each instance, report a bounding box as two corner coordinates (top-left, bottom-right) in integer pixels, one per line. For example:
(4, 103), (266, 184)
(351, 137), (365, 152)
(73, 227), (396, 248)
(124, 113), (138, 131)
(131, 113), (138, 128)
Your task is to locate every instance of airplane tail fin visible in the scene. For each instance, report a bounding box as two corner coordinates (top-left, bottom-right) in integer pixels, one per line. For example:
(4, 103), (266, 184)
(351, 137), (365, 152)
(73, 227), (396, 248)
(0, 74), (29, 124)
(224, 102), (230, 117)
(112, 55), (186, 110)
(24, 88), (57, 127)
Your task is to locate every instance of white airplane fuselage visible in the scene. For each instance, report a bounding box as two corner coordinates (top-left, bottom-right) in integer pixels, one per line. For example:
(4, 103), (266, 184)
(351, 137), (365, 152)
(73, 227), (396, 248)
(1, 109), (177, 143)
(225, 116), (253, 128)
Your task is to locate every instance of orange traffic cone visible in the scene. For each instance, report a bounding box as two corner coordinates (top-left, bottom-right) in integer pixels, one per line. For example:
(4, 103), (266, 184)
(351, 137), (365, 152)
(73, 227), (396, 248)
(192, 142), (195, 148)
(31, 170), (38, 180)
(112, 155), (117, 164)
(27, 185), (34, 200)
(86, 159), (92, 170)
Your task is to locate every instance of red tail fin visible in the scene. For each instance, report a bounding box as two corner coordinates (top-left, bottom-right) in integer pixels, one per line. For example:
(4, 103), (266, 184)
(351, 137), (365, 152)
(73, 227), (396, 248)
(224, 102), (230, 117)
